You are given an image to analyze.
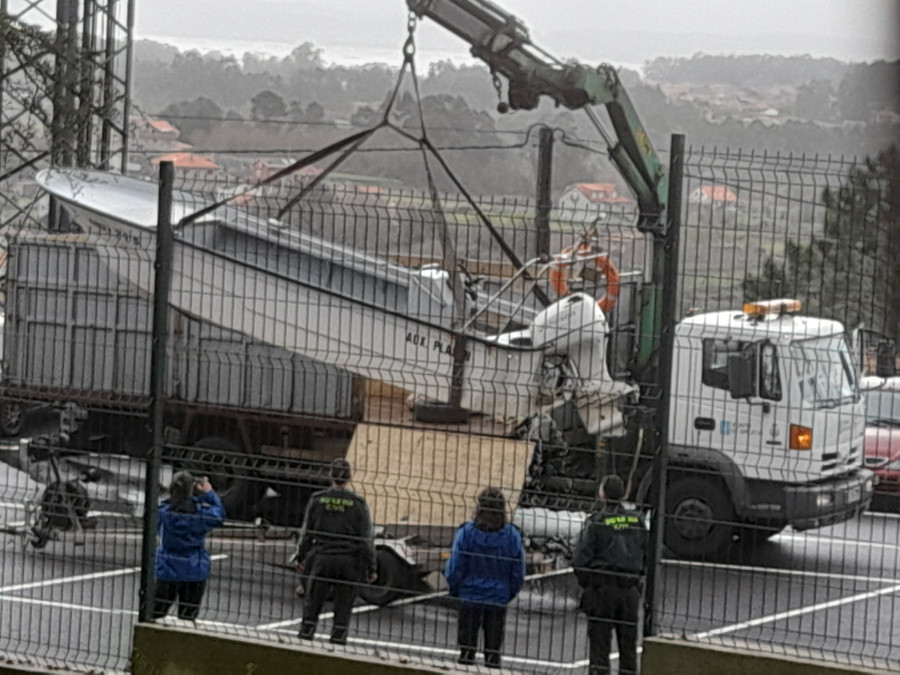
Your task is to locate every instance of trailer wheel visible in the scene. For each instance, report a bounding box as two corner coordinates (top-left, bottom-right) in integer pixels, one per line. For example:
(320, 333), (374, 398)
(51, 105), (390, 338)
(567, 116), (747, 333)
(359, 549), (407, 606)
(29, 528), (52, 549)
(0, 399), (23, 437)
(665, 477), (735, 559)
(192, 436), (266, 522)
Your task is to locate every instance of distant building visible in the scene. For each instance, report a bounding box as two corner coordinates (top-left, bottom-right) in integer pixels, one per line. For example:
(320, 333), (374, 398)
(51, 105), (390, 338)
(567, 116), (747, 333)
(558, 182), (631, 221)
(688, 184), (738, 206)
(131, 116), (181, 147)
(249, 158), (322, 183)
(150, 152), (220, 180)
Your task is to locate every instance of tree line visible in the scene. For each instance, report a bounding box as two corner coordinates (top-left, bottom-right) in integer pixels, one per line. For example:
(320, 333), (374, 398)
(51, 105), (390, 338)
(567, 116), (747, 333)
(131, 41), (899, 200)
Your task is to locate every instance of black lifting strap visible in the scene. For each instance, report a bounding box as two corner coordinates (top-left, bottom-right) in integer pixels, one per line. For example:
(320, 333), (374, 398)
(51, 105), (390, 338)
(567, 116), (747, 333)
(399, 14), (551, 308)
(177, 127), (378, 227)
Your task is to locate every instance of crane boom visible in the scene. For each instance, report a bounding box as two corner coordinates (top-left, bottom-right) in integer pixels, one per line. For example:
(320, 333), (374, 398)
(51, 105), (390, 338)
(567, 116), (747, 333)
(407, 0), (668, 233)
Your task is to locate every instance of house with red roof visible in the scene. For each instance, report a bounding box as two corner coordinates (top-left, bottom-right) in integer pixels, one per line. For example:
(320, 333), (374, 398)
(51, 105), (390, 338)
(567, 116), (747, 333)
(150, 152), (220, 180)
(249, 158), (322, 183)
(131, 116), (180, 147)
(688, 184), (738, 206)
(558, 182), (631, 221)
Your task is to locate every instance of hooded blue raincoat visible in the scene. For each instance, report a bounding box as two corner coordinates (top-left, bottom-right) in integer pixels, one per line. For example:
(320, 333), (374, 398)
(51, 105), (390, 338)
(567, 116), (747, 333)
(155, 491), (226, 583)
(444, 522), (526, 606)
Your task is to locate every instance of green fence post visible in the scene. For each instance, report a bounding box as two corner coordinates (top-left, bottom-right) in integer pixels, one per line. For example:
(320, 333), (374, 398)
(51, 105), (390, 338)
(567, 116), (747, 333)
(139, 160), (175, 622)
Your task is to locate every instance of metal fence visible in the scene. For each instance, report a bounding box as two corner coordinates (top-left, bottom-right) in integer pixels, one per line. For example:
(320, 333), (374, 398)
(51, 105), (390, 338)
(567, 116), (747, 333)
(0, 140), (897, 674)
(656, 147), (898, 671)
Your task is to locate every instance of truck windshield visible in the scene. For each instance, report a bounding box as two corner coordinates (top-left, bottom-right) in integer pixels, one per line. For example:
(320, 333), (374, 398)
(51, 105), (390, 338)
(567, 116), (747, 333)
(789, 335), (859, 408)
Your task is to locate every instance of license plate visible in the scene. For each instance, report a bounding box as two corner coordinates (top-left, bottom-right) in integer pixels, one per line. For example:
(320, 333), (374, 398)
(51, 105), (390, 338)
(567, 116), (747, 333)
(848, 485), (861, 504)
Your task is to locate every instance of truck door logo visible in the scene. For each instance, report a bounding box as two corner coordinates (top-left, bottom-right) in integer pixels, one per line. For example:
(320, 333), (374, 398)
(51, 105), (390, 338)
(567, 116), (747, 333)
(720, 420), (732, 435)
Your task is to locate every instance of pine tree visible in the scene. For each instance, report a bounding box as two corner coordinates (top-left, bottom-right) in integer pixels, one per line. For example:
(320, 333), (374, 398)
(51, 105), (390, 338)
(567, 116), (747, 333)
(743, 147), (900, 340)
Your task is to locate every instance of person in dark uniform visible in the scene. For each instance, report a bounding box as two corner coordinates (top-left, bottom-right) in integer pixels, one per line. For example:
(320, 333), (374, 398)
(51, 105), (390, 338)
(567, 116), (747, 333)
(153, 471), (226, 621)
(292, 458), (377, 645)
(572, 474), (648, 675)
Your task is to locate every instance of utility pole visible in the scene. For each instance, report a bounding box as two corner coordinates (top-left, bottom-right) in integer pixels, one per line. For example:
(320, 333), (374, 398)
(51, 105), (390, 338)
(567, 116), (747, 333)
(643, 133), (684, 637)
(534, 126), (554, 258)
(138, 161), (175, 622)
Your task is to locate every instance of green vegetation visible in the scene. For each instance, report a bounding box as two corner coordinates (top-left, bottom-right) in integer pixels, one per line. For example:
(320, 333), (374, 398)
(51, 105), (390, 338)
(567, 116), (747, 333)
(743, 147), (900, 339)
(130, 43), (899, 199)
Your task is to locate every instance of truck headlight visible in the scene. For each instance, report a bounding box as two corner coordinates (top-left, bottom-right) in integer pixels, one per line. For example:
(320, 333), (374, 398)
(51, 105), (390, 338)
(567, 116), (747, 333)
(815, 493), (833, 508)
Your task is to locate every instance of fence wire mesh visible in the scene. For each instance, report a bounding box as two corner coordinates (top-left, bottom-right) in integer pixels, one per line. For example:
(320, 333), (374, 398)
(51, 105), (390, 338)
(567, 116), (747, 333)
(0, 137), (897, 674)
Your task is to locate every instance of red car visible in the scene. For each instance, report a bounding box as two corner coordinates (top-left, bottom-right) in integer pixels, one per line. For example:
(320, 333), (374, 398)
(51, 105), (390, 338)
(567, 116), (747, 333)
(861, 376), (900, 510)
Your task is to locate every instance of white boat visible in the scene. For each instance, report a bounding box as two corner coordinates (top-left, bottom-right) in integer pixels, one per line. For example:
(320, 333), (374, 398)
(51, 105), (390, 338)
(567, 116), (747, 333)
(35, 168), (634, 432)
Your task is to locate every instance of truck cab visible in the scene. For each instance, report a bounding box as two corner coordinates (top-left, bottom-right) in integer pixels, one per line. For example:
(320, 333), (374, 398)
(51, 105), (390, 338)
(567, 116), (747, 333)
(666, 299), (874, 557)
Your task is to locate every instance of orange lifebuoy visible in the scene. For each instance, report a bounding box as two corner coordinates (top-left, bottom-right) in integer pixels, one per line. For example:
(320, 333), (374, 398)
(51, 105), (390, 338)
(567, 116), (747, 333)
(549, 244), (620, 314)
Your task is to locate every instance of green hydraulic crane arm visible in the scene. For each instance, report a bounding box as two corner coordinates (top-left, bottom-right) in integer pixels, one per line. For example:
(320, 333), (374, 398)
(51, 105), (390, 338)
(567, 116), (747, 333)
(407, 0), (668, 234)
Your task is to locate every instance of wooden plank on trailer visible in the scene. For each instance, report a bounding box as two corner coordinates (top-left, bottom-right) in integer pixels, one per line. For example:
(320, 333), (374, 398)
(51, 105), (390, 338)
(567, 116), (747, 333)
(346, 423), (532, 528)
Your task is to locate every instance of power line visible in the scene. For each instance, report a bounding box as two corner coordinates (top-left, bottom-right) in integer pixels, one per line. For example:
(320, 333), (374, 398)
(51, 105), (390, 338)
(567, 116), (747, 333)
(146, 112), (532, 137)
(126, 142), (532, 155)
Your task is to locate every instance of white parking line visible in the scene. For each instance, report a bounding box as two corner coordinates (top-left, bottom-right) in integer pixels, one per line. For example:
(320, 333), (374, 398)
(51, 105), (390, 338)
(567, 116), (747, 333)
(256, 567), (573, 631)
(259, 626), (599, 670)
(776, 532), (899, 551)
(690, 582), (900, 640)
(0, 555), (226, 594)
(864, 510), (900, 520)
(0, 595), (136, 615)
(665, 559), (898, 585)
(0, 566), (141, 594)
(253, 566), (597, 670)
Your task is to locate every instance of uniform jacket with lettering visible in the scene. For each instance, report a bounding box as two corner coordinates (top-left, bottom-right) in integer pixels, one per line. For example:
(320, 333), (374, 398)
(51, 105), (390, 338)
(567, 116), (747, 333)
(155, 491), (226, 583)
(294, 485), (377, 576)
(571, 501), (647, 588)
(444, 522), (526, 606)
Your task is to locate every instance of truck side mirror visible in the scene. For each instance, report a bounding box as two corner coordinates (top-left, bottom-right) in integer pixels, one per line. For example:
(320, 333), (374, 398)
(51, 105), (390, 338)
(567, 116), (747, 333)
(727, 349), (756, 399)
(875, 341), (897, 377)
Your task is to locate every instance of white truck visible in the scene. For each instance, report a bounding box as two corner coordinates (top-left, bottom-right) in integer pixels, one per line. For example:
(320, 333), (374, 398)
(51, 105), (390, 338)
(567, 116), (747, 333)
(514, 298), (874, 560)
(660, 299), (872, 557)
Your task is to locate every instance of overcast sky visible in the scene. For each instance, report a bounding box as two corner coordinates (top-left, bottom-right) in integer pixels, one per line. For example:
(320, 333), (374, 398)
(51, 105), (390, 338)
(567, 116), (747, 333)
(131, 0), (899, 66)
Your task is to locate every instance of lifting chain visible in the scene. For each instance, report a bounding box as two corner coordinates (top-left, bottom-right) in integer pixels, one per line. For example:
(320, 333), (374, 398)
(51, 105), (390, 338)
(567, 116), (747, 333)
(492, 71), (510, 113)
(403, 12), (418, 63)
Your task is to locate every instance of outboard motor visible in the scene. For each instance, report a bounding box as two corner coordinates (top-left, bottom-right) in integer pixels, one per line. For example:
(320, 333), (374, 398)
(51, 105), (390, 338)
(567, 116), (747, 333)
(530, 293), (635, 435)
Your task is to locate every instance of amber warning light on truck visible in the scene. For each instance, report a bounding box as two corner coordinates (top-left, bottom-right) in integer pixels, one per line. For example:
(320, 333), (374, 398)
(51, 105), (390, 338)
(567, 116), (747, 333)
(743, 298), (803, 318)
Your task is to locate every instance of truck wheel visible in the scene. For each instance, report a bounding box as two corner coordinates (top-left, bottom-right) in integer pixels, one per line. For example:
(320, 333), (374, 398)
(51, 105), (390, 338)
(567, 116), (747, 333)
(359, 549), (407, 606)
(192, 436), (266, 522)
(665, 477), (735, 559)
(0, 400), (23, 437)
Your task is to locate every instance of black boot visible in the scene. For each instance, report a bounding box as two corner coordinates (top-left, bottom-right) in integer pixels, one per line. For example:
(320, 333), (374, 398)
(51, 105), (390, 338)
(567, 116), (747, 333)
(458, 648), (476, 665)
(330, 625), (348, 646)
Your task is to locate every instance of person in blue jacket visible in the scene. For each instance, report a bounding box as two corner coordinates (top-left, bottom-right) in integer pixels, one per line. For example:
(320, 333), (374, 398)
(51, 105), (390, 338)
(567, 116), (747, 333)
(444, 487), (526, 669)
(153, 471), (226, 621)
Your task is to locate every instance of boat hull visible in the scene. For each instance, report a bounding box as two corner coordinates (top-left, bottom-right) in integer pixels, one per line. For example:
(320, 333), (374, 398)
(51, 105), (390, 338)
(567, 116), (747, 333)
(35, 168), (631, 431)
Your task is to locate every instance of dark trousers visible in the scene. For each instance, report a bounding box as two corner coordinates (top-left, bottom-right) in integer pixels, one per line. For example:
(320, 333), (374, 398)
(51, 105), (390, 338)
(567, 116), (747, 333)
(457, 602), (506, 669)
(584, 584), (640, 675)
(300, 554), (361, 644)
(153, 580), (207, 621)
